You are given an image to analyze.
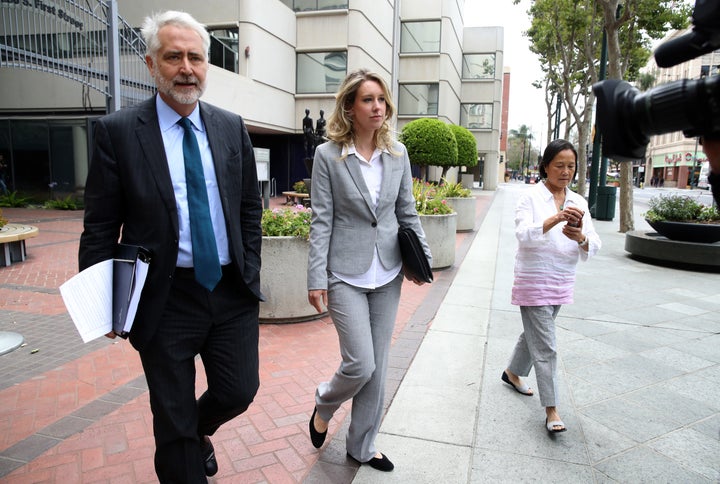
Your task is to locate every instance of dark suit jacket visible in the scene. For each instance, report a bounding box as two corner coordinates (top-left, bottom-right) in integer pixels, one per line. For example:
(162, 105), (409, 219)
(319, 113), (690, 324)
(79, 96), (263, 351)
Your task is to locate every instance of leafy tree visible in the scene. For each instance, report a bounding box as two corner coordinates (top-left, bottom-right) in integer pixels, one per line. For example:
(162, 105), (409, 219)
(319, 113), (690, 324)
(596, 0), (689, 232)
(526, 0), (602, 197)
(509, 125), (534, 177)
(636, 71), (655, 91)
(517, 0), (690, 231)
(400, 118), (458, 180)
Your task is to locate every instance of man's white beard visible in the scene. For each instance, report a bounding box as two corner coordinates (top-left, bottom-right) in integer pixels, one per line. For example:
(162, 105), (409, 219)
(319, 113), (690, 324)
(154, 69), (205, 105)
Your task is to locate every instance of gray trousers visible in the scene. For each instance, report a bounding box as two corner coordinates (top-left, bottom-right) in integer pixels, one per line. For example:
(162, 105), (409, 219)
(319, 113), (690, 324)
(507, 305), (561, 407)
(315, 273), (402, 462)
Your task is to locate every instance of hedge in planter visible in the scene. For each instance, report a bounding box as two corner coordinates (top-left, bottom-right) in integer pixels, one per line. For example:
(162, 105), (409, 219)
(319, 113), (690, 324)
(412, 178), (457, 269)
(400, 118), (457, 181)
(644, 194), (720, 243)
(436, 180), (475, 232)
(259, 207), (325, 322)
(448, 124), (478, 179)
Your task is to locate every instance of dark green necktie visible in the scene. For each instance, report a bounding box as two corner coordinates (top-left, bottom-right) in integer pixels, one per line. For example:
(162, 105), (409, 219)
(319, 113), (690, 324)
(179, 117), (222, 291)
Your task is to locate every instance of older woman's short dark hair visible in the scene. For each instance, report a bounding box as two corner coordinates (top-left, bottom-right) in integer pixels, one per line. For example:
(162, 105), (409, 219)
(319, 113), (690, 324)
(539, 139), (578, 179)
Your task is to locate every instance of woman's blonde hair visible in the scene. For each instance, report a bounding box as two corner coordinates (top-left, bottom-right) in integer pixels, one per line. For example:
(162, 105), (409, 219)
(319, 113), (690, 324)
(326, 69), (397, 153)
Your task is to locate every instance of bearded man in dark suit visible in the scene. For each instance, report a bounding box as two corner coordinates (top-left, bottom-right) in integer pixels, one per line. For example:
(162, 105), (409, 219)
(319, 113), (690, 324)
(79, 10), (262, 483)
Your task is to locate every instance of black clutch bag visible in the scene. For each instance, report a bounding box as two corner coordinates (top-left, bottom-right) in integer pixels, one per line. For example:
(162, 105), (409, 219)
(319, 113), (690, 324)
(398, 226), (433, 283)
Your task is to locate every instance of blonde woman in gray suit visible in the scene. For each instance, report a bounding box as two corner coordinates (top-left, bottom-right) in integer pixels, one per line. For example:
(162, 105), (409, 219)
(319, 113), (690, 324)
(306, 69), (431, 472)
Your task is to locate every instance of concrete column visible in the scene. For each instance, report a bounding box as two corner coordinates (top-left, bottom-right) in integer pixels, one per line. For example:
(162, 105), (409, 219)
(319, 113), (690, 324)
(483, 152), (498, 190)
(72, 126), (88, 192)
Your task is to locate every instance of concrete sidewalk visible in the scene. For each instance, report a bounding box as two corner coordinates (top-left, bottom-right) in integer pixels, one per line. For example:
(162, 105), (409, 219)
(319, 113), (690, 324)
(2, 184), (718, 482)
(353, 183), (720, 483)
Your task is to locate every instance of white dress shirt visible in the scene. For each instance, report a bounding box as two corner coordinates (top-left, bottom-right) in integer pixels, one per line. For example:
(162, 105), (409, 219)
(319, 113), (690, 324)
(332, 146), (402, 289)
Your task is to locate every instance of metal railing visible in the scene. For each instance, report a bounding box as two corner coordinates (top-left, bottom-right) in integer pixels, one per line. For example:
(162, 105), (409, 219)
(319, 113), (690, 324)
(0, 0), (154, 110)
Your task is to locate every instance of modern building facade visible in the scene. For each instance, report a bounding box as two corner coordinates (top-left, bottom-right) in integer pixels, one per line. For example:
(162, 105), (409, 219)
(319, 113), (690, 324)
(643, 28), (717, 189)
(0, 0), (505, 199)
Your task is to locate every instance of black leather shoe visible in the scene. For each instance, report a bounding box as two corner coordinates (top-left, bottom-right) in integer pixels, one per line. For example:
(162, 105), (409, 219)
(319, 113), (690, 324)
(201, 435), (218, 477)
(309, 407), (327, 448)
(347, 452), (394, 472)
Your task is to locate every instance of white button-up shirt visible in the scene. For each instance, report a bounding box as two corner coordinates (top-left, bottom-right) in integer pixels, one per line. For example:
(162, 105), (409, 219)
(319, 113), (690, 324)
(332, 146), (402, 289)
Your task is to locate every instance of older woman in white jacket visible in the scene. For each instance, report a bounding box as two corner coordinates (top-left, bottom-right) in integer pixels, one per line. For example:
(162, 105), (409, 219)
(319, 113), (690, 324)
(502, 139), (600, 433)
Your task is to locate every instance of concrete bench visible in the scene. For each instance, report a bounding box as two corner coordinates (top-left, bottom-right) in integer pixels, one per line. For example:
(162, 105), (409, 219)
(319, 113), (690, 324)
(281, 191), (310, 206)
(0, 223), (39, 266)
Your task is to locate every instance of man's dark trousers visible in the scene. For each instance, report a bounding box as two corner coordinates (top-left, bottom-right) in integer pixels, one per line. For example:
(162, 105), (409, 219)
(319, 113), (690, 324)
(139, 266), (259, 483)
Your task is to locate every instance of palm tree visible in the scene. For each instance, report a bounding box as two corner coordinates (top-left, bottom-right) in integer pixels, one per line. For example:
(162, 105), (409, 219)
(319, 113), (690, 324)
(509, 125), (534, 179)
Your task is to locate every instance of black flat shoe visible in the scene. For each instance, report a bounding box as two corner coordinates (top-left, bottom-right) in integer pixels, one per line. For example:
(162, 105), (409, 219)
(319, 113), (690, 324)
(200, 435), (218, 477)
(367, 453), (394, 472)
(347, 452), (394, 472)
(309, 407), (327, 448)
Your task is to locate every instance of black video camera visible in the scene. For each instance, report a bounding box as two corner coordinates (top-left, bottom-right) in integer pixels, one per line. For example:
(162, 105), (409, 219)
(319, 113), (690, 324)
(592, 0), (720, 162)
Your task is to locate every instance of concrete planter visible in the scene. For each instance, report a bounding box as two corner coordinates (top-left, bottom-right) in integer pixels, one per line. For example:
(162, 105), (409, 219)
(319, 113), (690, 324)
(461, 174), (475, 189)
(646, 219), (720, 244)
(419, 212), (457, 270)
(445, 196), (476, 232)
(259, 236), (325, 323)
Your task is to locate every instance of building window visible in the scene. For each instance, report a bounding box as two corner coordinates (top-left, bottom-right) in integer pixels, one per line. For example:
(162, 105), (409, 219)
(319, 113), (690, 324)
(398, 84), (439, 115)
(297, 51), (347, 94)
(208, 28), (239, 73)
(400, 21), (441, 53)
(462, 54), (496, 79)
(461, 103), (492, 129)
(0, 118), (91, 197)
(700, 64), (719, 77)
(280, 0), (348, 11)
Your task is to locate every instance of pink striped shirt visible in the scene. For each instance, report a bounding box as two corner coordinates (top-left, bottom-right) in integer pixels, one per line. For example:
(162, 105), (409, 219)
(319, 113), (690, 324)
(511, 183), (600, 306)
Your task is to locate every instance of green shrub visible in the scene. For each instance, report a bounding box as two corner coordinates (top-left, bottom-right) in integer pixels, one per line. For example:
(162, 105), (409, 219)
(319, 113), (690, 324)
(412, 178), (454, 215)
(400, 119), (458, 177)
(645, 194), (719, 223)
(44, 195), (83, 210)
(448, 125), (478, 169)
(0, 191), (30, 208)
(261, 207), (312, 239)
(436, 178), (472, 198)
(292, 180), (308, 193)
(0, 208), (6, 228)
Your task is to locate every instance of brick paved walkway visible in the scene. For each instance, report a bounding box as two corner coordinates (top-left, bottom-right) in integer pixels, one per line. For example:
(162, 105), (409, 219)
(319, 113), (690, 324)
(0, 193), (491, 483)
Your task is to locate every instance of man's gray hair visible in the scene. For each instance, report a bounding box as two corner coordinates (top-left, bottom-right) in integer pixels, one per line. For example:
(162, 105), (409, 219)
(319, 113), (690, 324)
(141, 10), (210, 60)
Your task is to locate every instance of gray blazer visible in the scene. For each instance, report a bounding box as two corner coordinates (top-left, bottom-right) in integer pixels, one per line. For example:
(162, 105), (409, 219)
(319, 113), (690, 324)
(307, 140), (431, 290)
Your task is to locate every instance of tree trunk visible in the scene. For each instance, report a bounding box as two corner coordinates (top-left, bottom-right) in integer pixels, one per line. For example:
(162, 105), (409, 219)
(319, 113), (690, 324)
(619, 162), (634, 233)
(440, 166), (450, 181)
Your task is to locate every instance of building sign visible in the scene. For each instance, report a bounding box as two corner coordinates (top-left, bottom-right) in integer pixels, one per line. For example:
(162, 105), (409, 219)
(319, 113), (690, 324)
(1, 0), (85, 30)
(652, 150), (707, 168)
(254, 148), (270, 182)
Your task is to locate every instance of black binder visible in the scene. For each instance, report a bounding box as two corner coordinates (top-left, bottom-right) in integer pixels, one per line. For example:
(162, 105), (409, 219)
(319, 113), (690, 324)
(398, 226), (433, 283)
(112, 244), (151, 338)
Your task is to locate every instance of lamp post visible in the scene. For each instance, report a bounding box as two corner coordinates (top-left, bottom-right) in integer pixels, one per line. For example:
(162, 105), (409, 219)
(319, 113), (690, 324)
(520, 137), (526, 181)
(526, 136), (532, 178)
(691, 137), (700, 188)
(589, 23), (608, 217)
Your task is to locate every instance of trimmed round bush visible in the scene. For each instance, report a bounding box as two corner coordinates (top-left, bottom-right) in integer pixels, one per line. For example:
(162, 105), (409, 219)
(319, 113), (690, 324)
(400, 118), (458, 171)
(448, 124), (478, 168)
